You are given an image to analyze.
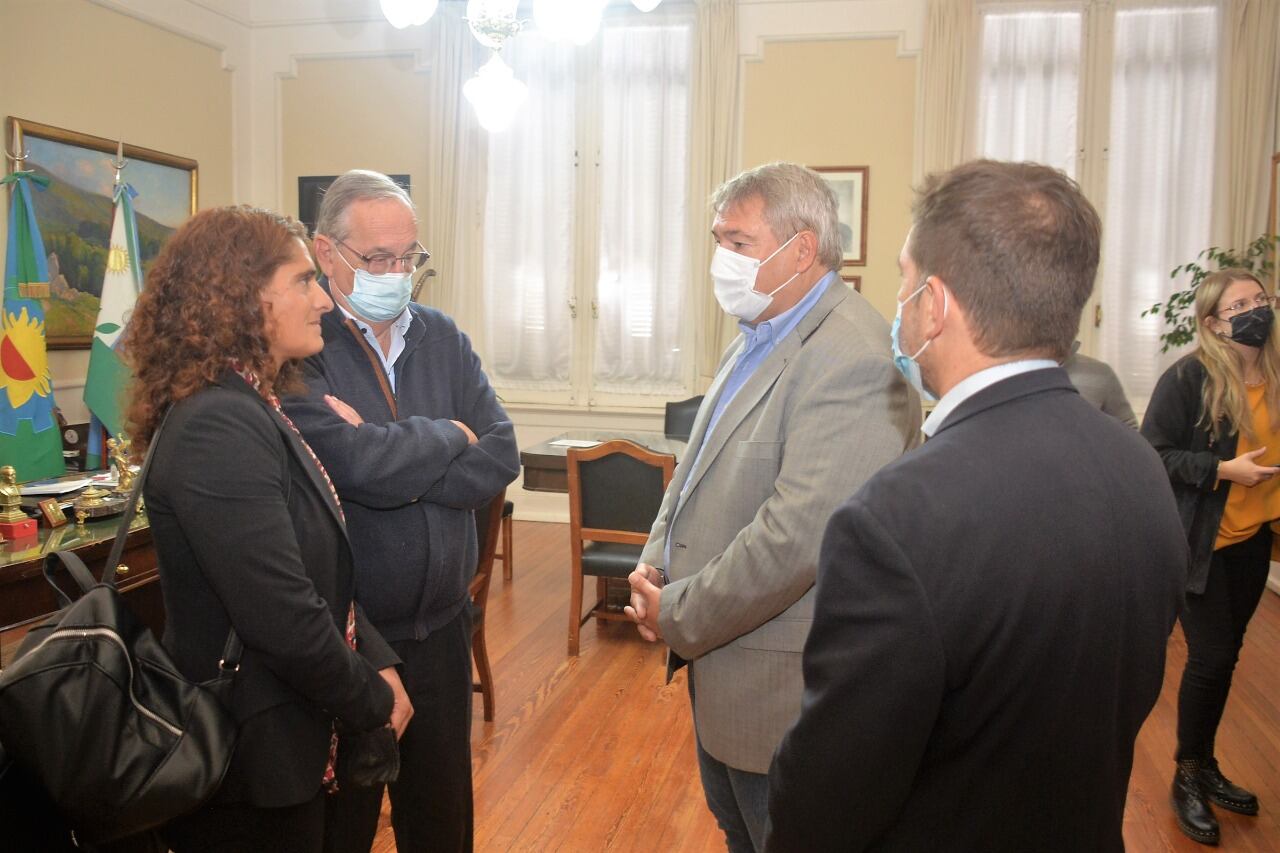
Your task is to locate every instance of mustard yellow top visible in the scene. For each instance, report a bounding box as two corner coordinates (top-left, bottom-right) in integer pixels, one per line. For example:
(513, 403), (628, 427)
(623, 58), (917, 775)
(1215, 383), (1280, 549)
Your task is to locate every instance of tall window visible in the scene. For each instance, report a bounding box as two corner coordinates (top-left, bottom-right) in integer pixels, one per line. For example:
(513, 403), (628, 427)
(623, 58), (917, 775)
(975, 1), (1220, 405)
(977, 9), (1081, 178)
(482, 14), (694, 405)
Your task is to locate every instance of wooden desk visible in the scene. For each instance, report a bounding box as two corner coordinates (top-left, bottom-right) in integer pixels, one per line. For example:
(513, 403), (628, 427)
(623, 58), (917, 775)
(520, 430), (687, 493)
(0, 514), (162, 666)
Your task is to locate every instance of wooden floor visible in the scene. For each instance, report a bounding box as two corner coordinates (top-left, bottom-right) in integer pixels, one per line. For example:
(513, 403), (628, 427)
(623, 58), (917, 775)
(372, 521), (1280, 852)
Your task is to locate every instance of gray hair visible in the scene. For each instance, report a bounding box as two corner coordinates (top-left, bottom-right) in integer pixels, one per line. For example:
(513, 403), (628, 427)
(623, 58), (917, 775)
(315, 170), (415, 241)
(712, 162), (842, 271)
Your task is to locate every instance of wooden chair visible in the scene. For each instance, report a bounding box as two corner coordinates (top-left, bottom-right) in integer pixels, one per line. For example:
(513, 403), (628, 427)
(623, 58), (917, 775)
(494, 499), (514, 581)
(566, 440), (675, 656)
(663, 395), (704, 440)
(471, 489), (506, 721)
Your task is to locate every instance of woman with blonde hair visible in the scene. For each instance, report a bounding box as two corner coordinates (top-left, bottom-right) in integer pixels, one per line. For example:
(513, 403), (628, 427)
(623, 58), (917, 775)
(124, 205), (410, 852)
(1142, 268), (1278, 845)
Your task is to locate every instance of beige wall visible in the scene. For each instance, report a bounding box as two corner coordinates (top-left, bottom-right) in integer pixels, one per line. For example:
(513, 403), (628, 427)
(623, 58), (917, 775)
(280, 56), (430, 225)
(0, 0), (233, 423)
(742, 37), (917, 320)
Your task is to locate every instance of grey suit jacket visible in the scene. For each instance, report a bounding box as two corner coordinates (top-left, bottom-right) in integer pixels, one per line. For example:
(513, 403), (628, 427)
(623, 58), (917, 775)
(642, 279), (920, 772)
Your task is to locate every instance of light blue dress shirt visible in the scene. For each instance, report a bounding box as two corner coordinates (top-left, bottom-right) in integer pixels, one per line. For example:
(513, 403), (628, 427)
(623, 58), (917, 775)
(335, 301), (412, 393)
(662, 271), (839, 568)
(920, 359), (1059, 437)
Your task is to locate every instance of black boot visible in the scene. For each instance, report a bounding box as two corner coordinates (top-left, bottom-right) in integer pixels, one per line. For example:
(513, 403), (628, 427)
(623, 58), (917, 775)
(1196, 758), (1260, 815)
(1172, 760), (1220, 845)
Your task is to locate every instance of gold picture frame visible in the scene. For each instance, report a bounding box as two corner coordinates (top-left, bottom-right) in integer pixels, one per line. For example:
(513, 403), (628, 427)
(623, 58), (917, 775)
(5, 117), (198, 349)
(37, 497), (68, 528)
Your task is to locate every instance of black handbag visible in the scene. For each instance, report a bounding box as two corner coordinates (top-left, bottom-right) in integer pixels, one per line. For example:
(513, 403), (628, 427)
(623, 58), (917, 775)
(0, 413), (243, 844)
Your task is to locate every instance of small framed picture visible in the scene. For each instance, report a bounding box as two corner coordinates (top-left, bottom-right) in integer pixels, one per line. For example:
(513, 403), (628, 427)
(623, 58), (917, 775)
(811, 165), (869, 267)
(38, 497), (68, 528)
(841, 274), (862, 292)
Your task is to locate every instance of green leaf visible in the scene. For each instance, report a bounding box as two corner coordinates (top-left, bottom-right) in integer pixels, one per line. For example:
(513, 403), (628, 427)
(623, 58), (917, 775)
(96, 322), (121, 335)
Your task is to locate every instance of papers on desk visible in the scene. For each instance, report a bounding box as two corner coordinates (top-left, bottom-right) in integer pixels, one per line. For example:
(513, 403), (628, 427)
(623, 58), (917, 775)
(550, 439), (602, 449)
(19, 472), (117, 496)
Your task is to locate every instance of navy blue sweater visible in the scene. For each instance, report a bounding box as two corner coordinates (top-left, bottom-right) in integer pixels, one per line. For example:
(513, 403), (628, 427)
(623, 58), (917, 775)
(283, 301), (519, 642)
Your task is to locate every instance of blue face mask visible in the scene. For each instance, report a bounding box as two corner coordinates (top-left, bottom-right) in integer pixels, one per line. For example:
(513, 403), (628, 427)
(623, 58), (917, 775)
(347, 268), (412, 322)
(890, 278), (946, 402)
(333, 243), (413, 322)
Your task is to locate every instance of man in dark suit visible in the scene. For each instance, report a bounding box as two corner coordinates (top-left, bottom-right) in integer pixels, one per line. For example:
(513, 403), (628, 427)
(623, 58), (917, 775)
(765, 160), (1187, 852)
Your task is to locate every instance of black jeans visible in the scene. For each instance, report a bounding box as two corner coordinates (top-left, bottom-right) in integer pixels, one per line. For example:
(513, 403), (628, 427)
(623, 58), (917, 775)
(1175, 526), (1272, 761)
(323, 605), (474, 853)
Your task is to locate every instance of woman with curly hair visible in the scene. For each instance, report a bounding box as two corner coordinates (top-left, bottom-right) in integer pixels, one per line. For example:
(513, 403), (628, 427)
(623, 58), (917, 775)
(124, 205), (411, 853)
(1142, 268), (1278, 845)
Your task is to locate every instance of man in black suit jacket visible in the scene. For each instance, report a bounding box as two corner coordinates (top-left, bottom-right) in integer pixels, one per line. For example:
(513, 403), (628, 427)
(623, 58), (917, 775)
(766, 160), (1187, 852)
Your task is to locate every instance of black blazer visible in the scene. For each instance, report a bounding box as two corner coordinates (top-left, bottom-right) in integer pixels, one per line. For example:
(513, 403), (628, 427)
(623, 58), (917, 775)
(1141, 354), (1238, 594)
(766, 368), (1187, 853)
(144, 372), (396, 808)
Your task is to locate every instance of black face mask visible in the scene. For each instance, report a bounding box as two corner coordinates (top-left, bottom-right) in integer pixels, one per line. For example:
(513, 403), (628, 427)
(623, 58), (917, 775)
(1226, 305), (1274, 348)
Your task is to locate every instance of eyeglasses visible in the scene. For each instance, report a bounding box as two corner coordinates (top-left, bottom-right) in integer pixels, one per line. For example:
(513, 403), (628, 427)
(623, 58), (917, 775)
(334, 238), (430, 275)
(1215, 294), (1278, 320)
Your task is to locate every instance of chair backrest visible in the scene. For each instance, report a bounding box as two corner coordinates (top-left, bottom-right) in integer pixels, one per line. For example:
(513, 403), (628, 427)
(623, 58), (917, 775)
(567, 440), (675, 546)
(470, 488), (507, 605)
(663, 395), (705, 440)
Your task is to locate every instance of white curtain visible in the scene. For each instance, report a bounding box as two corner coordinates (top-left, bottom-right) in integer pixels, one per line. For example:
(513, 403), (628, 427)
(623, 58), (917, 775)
(975, 6), (1082, 178)
(689, 0), (739, 390)
(421, 4), (487, 322)
(921, 0), (978, 177)
(1220, 0), (1280, 249)
(481, 33), (578, 390)
(1098, 2), (1219, 402)
(593, 21), (692, 395)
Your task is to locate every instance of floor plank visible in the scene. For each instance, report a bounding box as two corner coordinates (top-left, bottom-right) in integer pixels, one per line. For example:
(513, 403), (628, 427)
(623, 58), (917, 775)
(372, 521), (1280, 852)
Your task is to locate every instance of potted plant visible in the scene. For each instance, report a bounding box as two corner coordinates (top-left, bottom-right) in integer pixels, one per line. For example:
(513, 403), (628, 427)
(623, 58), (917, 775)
(1143, 233), (1279, 352)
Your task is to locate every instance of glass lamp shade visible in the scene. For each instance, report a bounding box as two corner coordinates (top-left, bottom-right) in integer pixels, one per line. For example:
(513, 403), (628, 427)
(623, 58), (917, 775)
(464, 54), (529, 132)
(380, 0), (439, 28)
(631, 0), (662, 11)
(533, 0), (605, 45)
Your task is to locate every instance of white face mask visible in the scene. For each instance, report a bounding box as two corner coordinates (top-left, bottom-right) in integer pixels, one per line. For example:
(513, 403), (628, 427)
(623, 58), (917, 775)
(711, 232), (800, 322)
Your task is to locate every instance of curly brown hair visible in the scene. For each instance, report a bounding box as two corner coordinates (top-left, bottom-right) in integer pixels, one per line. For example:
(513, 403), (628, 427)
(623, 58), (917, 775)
(124, 205), (310, 450)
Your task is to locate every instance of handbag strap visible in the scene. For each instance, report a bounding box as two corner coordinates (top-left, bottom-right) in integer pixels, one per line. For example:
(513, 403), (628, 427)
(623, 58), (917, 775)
(55, 406), (245, 670)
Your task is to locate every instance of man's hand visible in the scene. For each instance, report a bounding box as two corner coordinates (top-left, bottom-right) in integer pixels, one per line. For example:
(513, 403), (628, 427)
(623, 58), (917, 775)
(451, 420), (478, 445)
(379, 666), (414, 739)
(624, 562), (664, 642)
(325, 394), (364, 427)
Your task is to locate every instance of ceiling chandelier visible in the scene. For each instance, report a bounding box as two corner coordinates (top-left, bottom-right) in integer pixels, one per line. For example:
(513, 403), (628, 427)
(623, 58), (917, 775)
(379, 0), (664, 132)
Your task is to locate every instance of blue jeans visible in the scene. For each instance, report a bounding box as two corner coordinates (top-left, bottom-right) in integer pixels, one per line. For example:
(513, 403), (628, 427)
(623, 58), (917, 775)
(695, 729), (770, 853)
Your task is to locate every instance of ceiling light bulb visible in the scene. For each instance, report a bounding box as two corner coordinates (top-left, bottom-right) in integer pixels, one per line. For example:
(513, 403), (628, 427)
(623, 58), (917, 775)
(631, 0), (662, 11)
(381, 0), (436, 28)
(464, 54), (529, 132)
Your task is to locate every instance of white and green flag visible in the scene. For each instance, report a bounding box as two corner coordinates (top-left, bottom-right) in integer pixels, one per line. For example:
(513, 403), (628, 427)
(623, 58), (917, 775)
(83, 183), (141, 466)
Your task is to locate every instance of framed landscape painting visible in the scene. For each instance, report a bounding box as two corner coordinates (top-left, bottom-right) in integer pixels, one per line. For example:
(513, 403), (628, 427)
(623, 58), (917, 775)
(5, 117), (197, 348)
(812, 165), (868, 266)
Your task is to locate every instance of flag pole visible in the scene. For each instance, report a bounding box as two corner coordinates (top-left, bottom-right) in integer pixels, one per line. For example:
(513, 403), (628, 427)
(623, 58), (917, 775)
(110, 139), (128, 188)
(3, 123), (28, 173)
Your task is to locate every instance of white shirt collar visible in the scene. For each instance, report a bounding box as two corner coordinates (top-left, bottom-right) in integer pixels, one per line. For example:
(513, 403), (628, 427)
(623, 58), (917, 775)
(921, 359), (1059, 437)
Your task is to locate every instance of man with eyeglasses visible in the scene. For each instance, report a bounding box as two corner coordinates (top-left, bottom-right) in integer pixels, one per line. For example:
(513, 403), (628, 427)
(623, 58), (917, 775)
(283, 169), (519, 853)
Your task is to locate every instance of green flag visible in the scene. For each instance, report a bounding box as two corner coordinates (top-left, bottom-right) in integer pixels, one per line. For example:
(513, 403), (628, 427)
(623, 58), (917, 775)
(84, 182), (141, 466)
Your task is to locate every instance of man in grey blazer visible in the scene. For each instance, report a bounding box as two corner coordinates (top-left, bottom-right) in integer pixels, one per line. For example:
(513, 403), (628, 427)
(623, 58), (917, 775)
(625, 162), (920, 852)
